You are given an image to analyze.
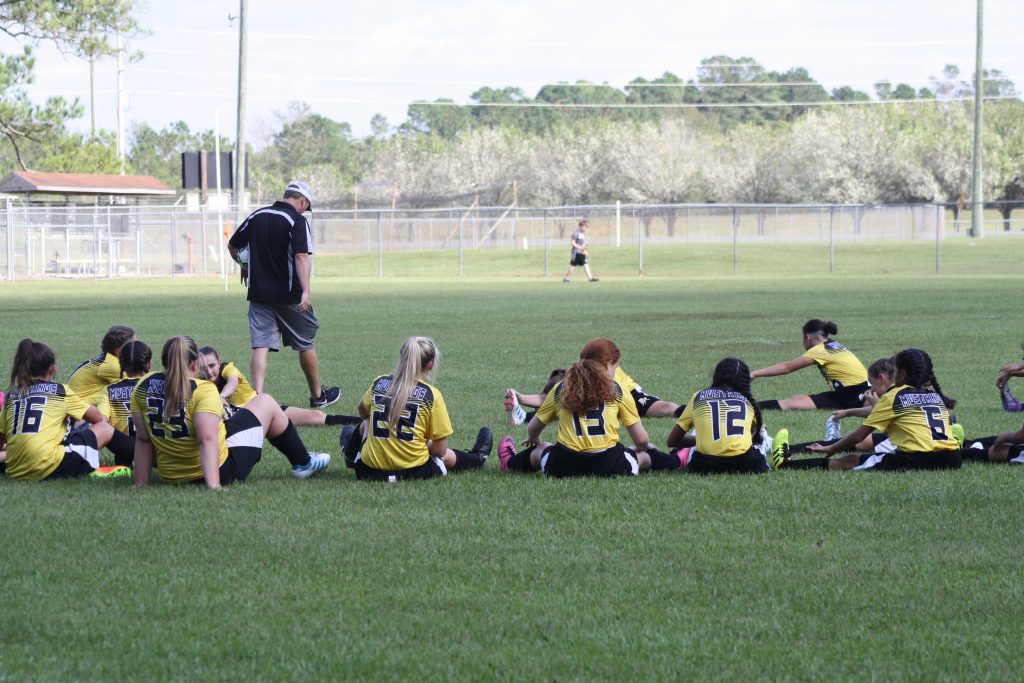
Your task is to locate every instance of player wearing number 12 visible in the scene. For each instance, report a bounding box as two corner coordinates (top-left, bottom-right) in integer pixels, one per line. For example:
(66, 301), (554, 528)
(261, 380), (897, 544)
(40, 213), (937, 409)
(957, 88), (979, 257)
(668, 358), (769, 474)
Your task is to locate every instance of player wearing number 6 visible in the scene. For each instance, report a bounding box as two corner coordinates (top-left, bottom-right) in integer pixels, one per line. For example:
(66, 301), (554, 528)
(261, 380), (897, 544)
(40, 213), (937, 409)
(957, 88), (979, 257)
(776, 348), (961, 471)
(0, 339), (114, 480)
(667, 358), (770, 474)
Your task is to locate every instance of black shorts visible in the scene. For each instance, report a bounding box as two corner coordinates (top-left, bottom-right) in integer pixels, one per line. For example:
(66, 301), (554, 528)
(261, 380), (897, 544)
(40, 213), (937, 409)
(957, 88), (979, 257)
(222, 408), (263, 483)
(44, 429), (100, 479)
(354, 456), (447, 482)
(855, 449), (962, 471)
(809, 382), (870, 410)
(540, 442), (639, 478)
(569, 252), (587, 266)
(687, 447), (769, 475)
(630, 386), (662, 418)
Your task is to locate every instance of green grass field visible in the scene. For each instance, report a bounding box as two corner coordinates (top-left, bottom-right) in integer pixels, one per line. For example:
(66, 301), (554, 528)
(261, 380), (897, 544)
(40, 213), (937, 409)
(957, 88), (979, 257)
(0, 239), (1022, 681)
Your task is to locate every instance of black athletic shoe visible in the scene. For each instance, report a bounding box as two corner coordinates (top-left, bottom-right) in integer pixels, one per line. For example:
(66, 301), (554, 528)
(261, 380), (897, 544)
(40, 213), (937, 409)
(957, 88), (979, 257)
(339, 424), (357, 468)
(311, 385), (341, 409)
(471, 426), (493, 463)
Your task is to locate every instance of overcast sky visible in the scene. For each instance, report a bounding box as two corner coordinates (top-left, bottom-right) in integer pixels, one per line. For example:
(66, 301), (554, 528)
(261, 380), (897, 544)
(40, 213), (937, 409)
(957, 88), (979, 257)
(13, 0), (1024, 147)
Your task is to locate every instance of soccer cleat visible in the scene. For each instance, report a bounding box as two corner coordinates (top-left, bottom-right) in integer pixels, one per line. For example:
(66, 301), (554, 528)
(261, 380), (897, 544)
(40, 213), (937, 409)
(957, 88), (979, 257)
(498, 436), (516, 471)
(758, 427), (773, 460)
(770, 428), (790, 469)
(339, 425), (357, 468)
(674, 447), (692, 470)
(471, 427), (493, 463)
(1000, 383), (1023, 412)
(951, 423), (965, 449)
(310, 386), (341, 409)
(89, 465), (131, 479)
(291, 451), (331, 478)
(588, 278), (599, 282)
(505, 390), (527, 425)
(562, 278), (570, 283)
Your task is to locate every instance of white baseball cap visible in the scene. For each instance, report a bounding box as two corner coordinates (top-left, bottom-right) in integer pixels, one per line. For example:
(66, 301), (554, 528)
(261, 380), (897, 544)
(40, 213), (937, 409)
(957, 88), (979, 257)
(284, 181), (313, 210)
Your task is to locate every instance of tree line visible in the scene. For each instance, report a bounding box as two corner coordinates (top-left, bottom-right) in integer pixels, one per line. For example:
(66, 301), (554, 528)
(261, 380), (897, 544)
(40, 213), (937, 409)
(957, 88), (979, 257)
(1, 2), (1022, 217)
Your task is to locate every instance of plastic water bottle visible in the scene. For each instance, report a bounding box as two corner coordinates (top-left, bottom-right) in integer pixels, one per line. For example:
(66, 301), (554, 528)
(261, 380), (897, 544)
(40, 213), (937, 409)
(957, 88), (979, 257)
(825, 416), (841, 441)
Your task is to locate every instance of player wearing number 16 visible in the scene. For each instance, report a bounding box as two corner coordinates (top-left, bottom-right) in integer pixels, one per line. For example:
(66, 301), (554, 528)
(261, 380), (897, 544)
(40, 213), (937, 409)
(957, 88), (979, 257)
(0, 339), (115, 481)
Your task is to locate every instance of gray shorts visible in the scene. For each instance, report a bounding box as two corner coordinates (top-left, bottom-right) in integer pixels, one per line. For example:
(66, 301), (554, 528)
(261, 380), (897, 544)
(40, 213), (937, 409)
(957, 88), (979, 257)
(249, 301), (319, 351)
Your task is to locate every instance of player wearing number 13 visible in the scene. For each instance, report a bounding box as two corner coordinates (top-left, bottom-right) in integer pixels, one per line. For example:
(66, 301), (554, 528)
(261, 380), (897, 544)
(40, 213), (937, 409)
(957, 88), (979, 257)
(668, 358), (769, 474)
(0, 339), (114, 481)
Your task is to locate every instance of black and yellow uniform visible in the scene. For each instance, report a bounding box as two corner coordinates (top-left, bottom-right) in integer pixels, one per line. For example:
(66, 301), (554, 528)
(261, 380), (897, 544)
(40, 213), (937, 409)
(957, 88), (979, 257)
(802, 341), (869, 409)
(534, 380), (641, 477)
(131, 372), (229, 483)
(99, 377), (141, 437)
(855, 384), (960, 470)
(220, 362), (257, 407)
(68, 352), (122, 406)
(676, 387), (768, 474)
(614, 367), (663, 418)
(358, 375), (453, 477)
(0, 381), (94, 480)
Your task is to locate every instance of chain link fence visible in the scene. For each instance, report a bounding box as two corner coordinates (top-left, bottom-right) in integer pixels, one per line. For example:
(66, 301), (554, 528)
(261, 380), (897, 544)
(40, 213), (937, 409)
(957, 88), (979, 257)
(1, 200), (1020, 280)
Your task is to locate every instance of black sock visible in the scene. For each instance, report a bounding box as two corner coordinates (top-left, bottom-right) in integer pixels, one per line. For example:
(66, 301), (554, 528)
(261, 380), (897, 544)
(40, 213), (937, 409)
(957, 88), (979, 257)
(673, 405), (686, 418)
(506, 448), (536, 472)
(960, 446), (990, 462)
(325, 414), (362, 426)
(646, 447), (680, 471)
(268, 421), (310, 466)
(759, 399), (781, 410)
(108, 429), (136, 467)
(452, 449), (484, 470)
(790, 438), (839, 454)
(781, 457), (830, 469)
(523, 411), (536, 423)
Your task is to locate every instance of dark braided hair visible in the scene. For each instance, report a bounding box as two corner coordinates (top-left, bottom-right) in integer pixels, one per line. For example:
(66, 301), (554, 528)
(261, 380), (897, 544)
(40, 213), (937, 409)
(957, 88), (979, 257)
(894, 348), (956, 409)
(711, 357), (763, 445)
(118, 341), (152, 377)
(802, 319), (838, 338)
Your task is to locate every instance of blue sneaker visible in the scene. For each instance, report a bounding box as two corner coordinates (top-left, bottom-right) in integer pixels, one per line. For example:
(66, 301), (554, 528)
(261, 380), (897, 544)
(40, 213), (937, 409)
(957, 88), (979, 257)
(291, 452), (331, 479)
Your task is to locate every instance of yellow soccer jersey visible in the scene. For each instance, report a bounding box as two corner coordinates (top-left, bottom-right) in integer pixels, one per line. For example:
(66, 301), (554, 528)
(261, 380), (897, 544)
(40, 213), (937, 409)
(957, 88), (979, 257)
(535, 380), (640, 453)
(68, 352), (122, 405)
(803, 341), (868, 390)
(101, 377), (140, 436)
(131, 372), (228, 483)
(676, 388), (756, 457)
(221, 362), (257, 407)
(359, 375), (454, 471)
(0, 381), (90, 481)
(863, 384), (958, 453)
(614, 367), (638, 394)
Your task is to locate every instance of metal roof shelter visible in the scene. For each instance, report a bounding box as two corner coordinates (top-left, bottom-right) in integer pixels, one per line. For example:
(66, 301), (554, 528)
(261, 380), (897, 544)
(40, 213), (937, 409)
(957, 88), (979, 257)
(0, 171), (175, 203)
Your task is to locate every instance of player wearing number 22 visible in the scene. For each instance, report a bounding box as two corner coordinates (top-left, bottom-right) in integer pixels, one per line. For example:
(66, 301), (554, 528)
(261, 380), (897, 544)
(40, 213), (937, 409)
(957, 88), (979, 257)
(668, 358), (769, 474)
(0, 339), (115, 480)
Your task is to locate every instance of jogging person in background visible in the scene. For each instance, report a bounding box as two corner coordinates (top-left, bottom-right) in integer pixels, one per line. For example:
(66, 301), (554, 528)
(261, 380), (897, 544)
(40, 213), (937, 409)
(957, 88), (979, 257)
(132, 336), (330, 489)
(562, 218), (598, 282)
(751, 319), (869, 411)
(68, 325), (136, 406)
(227, 181), (340, 410)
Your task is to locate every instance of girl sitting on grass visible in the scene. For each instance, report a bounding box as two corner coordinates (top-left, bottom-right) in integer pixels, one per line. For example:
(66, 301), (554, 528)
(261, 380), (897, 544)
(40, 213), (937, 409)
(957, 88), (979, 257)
(342, 336), (492, 481)
(497, 338), (680, 477)
(751, 319), (869, 411)
(97, 340), (153, 469)
(67, 325), (136, 406)
(667, 357), (770, 474)
(0, 339), (114, 481)
(132, 336), (330, 489)
(773, 348), (960, 471)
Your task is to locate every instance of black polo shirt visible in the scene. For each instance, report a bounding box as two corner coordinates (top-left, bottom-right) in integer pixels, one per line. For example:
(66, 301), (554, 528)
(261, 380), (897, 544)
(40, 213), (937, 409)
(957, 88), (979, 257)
(228, 201), (312, 304)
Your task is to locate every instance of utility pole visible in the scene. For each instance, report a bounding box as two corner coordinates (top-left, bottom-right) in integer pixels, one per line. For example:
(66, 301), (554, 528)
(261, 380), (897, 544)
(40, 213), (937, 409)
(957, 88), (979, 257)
(116, 33), (126, 174)
(970, 0), (984, 238)
(234, 0), (248, 212)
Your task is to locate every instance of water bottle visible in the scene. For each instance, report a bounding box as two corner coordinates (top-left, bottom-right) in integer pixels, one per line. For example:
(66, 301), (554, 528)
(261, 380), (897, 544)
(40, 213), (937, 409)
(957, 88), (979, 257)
(825, 416), (841, 441)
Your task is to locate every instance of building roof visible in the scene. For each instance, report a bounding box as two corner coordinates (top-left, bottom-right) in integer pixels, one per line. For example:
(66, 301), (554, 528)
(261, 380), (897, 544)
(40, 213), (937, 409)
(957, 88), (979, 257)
(0, 171), (175, 196)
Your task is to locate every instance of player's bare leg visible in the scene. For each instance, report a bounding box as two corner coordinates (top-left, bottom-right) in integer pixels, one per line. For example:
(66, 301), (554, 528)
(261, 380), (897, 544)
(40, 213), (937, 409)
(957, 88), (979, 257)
(299, 348), (322, 398)
(251, 347), (269, 394)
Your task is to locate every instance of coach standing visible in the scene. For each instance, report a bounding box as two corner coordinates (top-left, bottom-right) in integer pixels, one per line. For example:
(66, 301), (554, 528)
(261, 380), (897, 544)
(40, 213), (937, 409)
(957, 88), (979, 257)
(228, 181), (340, 409)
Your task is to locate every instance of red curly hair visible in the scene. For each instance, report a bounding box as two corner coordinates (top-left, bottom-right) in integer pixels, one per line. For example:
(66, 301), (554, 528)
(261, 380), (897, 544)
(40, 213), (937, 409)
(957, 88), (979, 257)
(561, 338), (619, 414)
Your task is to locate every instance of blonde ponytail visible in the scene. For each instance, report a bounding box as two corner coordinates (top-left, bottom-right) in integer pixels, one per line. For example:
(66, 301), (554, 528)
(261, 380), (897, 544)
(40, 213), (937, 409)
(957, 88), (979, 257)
(385, 337), (438, 433)
(161, 336), (200, 418)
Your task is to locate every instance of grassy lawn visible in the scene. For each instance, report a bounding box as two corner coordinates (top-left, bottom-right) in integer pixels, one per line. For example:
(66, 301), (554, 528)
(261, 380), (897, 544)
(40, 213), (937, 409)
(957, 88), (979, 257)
(0, 239), (1021, 681)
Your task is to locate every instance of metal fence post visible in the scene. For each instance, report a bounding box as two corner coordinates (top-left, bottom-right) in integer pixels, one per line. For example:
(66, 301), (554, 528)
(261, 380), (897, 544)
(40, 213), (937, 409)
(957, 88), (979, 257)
(543, 209), (548, 277)
(92, 207), (99, 282)
(376, 211), (383, 277)
(107, 206), (113, 278)
(135, 204), (142, 276)
(732, 207), (738, 275)
(171, 208), (178, 279)
(828, 206), (835, 273)
(5, 198), (12, 282)
(638, 207), (644, 275)
(458, 211), (464, 277)
(935, 203), (941, 274)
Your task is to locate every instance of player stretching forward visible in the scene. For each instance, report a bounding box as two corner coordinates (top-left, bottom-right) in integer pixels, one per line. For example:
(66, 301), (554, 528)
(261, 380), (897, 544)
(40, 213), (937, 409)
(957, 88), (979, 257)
(752, 319), (869, 411)
(68, 325), (136, 406)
